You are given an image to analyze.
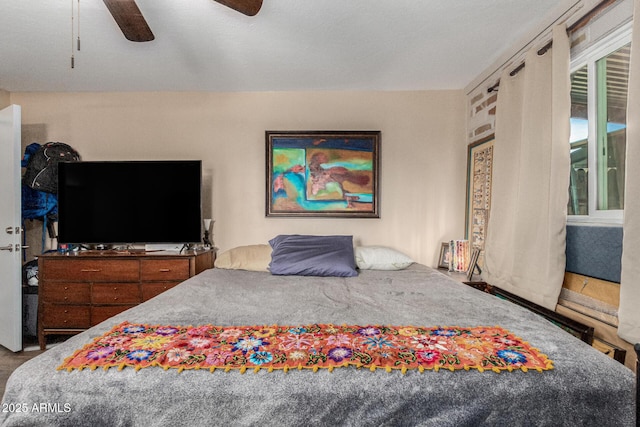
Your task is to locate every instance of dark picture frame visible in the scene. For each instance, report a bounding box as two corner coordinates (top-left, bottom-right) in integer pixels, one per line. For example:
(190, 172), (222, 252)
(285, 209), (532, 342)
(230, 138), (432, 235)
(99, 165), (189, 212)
(266, 131), (380, 217)
(466, 247), (482, 281)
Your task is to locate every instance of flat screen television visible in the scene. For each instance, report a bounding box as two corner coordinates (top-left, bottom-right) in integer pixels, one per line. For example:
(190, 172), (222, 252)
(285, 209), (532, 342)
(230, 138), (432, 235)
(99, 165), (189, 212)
(57, 160), (202, 246)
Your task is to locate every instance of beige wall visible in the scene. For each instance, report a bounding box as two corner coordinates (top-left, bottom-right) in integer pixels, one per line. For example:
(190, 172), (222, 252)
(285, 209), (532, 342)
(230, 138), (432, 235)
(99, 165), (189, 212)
(0, 90), (10, 109)
(11, 90), (466, 267)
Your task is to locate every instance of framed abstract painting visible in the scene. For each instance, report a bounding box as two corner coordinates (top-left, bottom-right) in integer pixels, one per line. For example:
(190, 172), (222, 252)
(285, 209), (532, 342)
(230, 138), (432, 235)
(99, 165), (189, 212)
(266, 131), (380, 217)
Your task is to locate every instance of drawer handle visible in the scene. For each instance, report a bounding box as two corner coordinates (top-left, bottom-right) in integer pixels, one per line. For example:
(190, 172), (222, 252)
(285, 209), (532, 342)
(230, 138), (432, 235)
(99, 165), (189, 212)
(159, 269), (171, 273)
(81, 269), (101, 273)
(114, 297), (118, 301)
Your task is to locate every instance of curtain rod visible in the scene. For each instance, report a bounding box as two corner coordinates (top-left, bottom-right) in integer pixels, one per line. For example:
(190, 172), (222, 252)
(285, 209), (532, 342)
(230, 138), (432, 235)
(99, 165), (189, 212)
(487, 0), (619, 93)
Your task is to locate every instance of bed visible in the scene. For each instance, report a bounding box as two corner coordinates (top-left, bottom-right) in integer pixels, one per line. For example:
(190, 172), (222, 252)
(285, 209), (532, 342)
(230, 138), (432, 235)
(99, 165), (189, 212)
(1, 238), (636, 426)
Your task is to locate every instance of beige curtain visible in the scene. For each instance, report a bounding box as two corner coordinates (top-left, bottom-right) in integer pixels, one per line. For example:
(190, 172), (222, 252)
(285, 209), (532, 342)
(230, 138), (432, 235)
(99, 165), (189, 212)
(483, 25), (570, 310)
(618, 0), (640, 344)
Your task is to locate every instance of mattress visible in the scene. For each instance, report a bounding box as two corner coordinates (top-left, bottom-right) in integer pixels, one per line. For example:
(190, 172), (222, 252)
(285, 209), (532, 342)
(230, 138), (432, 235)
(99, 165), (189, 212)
(0, 264), (635, 426)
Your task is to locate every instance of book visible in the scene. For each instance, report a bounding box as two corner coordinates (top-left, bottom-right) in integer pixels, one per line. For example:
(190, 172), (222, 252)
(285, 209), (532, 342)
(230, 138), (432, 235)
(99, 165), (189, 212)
(448, 239), (470, 272)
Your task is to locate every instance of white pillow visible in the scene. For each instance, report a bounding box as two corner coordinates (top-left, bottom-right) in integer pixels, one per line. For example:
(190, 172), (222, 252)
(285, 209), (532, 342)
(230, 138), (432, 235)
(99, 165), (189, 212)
(354, 246), (414, 270)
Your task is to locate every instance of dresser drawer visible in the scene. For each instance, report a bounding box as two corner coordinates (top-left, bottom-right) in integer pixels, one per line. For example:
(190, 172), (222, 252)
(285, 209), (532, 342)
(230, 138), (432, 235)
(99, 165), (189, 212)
(41, 259), (140, 282)
(42, 283), (90, 304)
(43, 304), (91, 328)
(91, 305), (135, 326)
(141, 282), (180, 301)
(92, 283), (141, 304)
(140, 259), (189, 281)
(37, 249), (214, 351)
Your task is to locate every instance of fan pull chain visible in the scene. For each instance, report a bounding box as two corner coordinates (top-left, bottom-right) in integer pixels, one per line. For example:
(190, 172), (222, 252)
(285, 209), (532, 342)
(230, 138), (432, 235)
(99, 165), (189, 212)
(77, 0), (81, 51)
(71, 0), (74, 68)
(70, 0), (81, 68)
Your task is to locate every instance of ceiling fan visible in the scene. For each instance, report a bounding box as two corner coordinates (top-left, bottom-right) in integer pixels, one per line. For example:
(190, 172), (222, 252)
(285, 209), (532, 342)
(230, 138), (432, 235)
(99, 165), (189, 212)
(102, 0), (263, 42)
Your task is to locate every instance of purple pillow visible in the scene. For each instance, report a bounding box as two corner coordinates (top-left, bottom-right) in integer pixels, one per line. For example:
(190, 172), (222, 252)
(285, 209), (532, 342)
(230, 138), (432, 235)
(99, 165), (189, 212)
(268, 235), (358, 277)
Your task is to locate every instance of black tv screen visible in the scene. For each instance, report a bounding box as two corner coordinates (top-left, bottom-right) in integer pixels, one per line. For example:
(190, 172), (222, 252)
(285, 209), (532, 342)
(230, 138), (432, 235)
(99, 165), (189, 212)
(57, 160), (202, 245)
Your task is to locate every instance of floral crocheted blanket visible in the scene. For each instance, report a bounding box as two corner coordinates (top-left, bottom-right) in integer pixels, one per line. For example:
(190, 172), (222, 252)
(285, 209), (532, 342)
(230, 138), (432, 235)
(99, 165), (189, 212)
(58, 321), (553, 374)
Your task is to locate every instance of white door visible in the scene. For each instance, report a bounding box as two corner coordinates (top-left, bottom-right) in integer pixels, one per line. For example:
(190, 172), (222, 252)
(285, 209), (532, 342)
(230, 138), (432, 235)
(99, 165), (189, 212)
(0, 105), (23, 352)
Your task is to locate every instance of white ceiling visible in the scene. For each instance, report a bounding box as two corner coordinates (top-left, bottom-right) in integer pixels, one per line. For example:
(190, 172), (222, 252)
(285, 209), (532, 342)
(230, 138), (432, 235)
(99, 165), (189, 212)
(1, 0), (574, 92)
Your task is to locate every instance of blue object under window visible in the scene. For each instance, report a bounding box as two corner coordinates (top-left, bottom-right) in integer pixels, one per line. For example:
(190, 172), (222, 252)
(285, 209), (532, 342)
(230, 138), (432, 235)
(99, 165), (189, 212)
(565, 225), (622, 283)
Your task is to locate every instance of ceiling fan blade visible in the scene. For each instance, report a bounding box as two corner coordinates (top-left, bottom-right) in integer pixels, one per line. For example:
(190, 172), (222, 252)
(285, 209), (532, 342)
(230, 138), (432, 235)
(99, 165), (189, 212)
(213, 0), (263, 16)
(103, 0), (154, 42)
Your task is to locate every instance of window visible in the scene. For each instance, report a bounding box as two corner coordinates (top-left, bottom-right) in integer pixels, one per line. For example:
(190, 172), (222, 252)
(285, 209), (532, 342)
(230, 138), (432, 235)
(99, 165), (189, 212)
(568, 28), (631, 224)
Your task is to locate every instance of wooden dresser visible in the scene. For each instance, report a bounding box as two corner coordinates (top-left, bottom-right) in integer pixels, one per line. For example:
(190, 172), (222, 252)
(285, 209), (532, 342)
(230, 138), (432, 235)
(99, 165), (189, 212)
(37, 249), (214, 350)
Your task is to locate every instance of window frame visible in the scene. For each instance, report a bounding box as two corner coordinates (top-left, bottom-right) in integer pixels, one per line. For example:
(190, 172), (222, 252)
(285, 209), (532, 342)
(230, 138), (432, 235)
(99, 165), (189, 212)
(567, 24), (631, 226)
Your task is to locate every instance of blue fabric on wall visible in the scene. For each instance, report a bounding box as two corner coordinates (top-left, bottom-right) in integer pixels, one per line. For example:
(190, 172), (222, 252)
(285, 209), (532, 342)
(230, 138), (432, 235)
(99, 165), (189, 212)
(565, 225), (622, 283)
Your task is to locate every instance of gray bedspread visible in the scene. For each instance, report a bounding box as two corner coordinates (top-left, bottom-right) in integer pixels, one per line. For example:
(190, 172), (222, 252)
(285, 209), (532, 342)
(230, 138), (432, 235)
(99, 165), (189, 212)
(1, 264), (635, 426)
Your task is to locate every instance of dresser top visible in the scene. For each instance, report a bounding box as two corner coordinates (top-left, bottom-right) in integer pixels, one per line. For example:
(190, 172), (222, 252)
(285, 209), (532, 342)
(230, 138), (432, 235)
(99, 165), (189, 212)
(39, 248), (213, 259)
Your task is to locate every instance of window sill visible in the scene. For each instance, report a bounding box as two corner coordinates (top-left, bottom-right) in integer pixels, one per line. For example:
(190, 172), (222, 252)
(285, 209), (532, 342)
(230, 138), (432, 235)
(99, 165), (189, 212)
(567, 216), (623, 227)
